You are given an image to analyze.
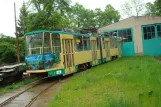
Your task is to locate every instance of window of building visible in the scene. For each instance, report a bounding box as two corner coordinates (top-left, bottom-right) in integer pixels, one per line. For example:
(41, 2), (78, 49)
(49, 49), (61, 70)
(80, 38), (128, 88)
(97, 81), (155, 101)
(143, 26), (155, 40)
(104, 31), (117, 38)
(52, 34), (61, 53)
(118, 29), (132, 42)
(157, 25), (161, 38)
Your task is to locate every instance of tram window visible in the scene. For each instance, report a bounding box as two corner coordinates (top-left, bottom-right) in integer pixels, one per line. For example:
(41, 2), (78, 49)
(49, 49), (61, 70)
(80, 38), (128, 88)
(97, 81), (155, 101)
(44, 33), (51, 54)
(52, 34), (61, 53)
(26, 33), (43, 55)
(104, 32), (110, 37)
(83, 37), (90, 51)
(75, 36), (83, 51)
(157, 25), (161, 38)
(102, 38), (105, 49)
(143, 26), (155, 40)
(97, 38), (100, 49)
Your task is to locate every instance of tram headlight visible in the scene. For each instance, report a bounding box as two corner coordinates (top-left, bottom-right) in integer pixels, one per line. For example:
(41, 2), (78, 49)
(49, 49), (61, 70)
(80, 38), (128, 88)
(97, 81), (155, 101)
(26, 66), (31, 70)
(38, 66), (43, 70)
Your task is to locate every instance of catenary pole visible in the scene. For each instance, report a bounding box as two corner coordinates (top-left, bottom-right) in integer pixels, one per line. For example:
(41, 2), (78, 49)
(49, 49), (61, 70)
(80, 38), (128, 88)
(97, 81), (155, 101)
(14, 2), (20, 63)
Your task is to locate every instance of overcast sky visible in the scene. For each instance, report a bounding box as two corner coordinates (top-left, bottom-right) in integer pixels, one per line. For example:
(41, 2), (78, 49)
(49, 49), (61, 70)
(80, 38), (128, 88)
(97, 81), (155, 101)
(0, 0), (155, 37)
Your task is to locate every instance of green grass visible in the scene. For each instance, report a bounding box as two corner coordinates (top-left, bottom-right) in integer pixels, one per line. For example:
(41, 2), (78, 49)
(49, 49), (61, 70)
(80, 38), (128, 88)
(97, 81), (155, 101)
(0, 77), (40, 96)
(49, 56), (161, 107)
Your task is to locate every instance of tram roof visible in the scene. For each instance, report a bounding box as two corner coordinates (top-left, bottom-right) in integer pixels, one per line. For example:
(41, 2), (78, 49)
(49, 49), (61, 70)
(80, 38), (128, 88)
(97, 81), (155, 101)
(25, 30), (92, 37)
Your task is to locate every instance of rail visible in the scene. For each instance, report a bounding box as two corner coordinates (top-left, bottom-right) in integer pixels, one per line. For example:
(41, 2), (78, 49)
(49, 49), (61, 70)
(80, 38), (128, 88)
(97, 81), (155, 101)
(0, 77), (49, 107)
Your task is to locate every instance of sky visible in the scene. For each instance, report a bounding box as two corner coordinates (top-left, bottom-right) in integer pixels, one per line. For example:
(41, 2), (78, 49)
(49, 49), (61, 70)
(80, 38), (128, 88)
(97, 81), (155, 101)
(0, 0), (155, 37)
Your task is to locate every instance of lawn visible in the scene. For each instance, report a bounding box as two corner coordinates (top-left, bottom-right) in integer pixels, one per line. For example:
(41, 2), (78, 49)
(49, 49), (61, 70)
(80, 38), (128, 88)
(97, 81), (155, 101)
(49, 56), (161, 107)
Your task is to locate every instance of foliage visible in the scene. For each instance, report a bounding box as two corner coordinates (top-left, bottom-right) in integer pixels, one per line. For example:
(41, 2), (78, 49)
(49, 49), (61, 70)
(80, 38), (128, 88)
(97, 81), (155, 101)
(145, 0), (161, 16)
(49, 56), (161, 107)
(98, 4), (120, 27)
(0, 37), (25, 64)
(22, 0), (71, 32)
(17, 2), (29, 37)
(121, 0), (145, 18)
(68, 3), (120, 29)
(18, 1), (120, 32)
(145, 2), (157, 16)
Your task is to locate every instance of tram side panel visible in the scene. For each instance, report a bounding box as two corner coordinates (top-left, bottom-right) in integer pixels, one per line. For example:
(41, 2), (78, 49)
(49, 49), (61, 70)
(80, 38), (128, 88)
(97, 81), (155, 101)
(109, 38), (121, 57)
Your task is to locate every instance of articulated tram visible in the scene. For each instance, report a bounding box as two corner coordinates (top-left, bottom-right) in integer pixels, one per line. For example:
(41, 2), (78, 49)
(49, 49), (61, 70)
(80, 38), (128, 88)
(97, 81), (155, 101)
(25, 30), (121, 77)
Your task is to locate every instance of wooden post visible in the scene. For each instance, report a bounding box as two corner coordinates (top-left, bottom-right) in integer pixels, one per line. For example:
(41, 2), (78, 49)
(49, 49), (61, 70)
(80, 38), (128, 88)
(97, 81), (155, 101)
(14, 2), (20, 63)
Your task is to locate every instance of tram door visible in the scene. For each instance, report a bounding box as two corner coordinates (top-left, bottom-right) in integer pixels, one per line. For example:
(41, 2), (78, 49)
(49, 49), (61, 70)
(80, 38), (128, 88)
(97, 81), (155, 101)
(62, 39), (75, 74)
(91, 40), (97, 66)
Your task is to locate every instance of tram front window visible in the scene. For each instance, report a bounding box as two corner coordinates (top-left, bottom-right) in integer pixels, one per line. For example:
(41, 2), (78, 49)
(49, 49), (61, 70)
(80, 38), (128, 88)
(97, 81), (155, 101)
(44, 33), (51, 54)
(26, 33), (43, 56)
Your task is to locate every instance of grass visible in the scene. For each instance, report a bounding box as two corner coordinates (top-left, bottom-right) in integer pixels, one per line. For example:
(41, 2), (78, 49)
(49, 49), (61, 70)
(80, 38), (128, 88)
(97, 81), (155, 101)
(49, 56), (161, 107)
(0, 77), (40, 96)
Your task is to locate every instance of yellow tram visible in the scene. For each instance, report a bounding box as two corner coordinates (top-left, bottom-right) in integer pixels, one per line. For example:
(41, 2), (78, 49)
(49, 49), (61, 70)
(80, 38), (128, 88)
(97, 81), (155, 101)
(25, 30), (121, 77)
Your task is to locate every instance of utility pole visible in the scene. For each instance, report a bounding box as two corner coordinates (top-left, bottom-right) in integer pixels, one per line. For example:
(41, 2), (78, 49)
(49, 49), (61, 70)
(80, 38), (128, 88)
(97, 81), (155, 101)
(14, 2), (20, 63)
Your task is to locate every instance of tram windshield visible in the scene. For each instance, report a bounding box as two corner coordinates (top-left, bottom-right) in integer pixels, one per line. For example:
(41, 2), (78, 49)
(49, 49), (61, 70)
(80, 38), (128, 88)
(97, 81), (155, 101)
(26, 33), (51, 56)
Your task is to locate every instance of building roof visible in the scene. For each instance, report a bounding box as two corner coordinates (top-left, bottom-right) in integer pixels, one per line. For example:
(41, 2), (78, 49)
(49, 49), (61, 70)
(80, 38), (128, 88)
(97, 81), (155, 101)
(98, 16), (161, 33)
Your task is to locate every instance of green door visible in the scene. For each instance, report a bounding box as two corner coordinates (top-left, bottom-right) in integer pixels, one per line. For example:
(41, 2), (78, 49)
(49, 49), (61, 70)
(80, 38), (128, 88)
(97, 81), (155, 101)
(104, 28), (135, 56)
(118, 29), (135, 56)
(142, 24), (161, 56)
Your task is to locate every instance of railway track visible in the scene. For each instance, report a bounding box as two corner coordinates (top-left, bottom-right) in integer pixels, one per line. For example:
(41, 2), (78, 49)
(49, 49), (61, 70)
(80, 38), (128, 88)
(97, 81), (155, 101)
(25, 80), (59, 107)
(0, 76), (63, 107)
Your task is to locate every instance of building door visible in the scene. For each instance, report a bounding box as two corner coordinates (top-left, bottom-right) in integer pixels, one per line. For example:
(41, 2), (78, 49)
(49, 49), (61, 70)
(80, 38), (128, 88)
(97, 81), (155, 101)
(118, 29), (135, 56)
(91, 40), (97, 66)
(62, 39), (75, 74)
(142, 24), (161, 56)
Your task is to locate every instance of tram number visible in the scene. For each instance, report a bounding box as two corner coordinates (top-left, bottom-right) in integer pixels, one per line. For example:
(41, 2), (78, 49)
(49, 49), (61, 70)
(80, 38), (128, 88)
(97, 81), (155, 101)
(56, 70), (62, 75)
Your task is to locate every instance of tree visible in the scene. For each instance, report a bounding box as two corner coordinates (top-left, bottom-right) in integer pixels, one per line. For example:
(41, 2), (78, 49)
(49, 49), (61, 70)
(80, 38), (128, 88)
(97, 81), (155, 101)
(145, 0), (161, 16)
(154, 0), (161, 16)
(18, 0), (71, 32)
(145, 2), (157, 16)
(94, 5), (120, 28)
(19, 0), (120, 32)
(121, 0), (145, 18)
(69, 3), (120, 30)
(69, 3), (87, 29)
(0, 37), (25, 63)
(101, 4), (120, 26)
(18, 2), (29, 37)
